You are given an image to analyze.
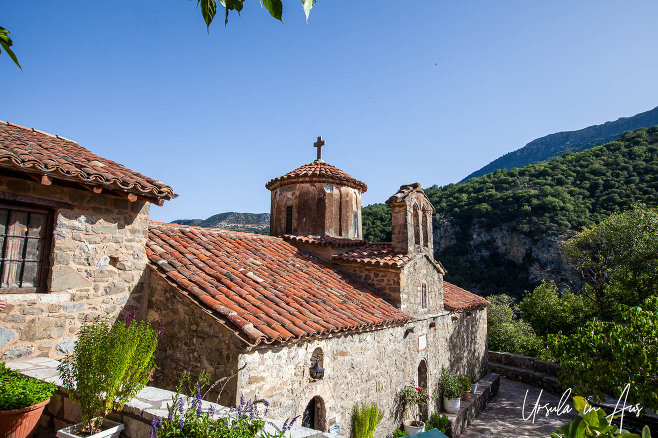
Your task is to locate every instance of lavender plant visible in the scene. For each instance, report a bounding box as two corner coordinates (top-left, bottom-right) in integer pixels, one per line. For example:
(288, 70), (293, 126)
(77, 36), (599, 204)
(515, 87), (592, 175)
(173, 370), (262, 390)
(152, 370), (298, 438)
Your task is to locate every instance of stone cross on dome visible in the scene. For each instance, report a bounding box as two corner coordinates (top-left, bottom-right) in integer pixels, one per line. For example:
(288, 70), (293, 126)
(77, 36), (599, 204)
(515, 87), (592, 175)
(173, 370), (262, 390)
(314, 136), (326, 162)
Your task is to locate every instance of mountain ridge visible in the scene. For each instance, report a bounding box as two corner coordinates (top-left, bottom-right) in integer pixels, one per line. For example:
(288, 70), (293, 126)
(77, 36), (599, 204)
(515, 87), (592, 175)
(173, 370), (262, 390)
(461, 105), (658, 181)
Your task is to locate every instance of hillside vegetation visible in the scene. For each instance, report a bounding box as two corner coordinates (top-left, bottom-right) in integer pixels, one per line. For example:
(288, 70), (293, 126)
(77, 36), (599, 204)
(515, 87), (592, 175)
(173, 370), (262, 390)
(462, 105), (658, 181)
(174, 212), (270, 234)
(363, 126), (658, 297)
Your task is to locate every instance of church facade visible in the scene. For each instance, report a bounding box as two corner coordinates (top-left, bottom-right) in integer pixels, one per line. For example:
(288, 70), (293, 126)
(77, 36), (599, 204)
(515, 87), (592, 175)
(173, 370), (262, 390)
(0, 124), (489, 436)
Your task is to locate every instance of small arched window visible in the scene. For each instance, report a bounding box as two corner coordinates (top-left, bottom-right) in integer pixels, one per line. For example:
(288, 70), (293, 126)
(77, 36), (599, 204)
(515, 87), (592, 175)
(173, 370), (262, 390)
(422, 206), (429, 248)
(413, 204), (421, 245)
(285, 206), (293, 234)
(421, 283), (428, 309)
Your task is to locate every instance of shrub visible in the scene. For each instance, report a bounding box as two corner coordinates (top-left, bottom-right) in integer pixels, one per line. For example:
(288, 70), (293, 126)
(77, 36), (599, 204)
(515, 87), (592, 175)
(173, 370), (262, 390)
(0, 362), (56, 411)
(438, 368), (462, 400)
(424, 412), (449, 433)
(392, 429), (408, 438)
(519, 281), (593, 337)
(457, 375), (471, 392)
(352, 402), (384, 438)
(153, 370), (297, 438)
(486, 294), (545, 358)
(58, 315), (160, 434)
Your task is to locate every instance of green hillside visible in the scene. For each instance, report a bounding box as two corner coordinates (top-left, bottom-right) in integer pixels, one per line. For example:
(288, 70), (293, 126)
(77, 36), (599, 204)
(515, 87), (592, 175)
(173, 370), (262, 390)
(363, 126), (658, 297)
(461, 105), (658, 181)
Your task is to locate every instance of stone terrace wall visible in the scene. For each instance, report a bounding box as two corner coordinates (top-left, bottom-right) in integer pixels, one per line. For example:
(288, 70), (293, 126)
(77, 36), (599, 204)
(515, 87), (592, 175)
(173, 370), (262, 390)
(0, 175), (150, 361)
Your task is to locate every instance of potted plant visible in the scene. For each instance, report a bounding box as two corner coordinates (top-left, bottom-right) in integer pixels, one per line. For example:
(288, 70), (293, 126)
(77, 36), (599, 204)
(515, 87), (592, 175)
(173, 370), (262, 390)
(400, 386), (438, 436)
(0, 361), (57, 438)
(57, 315), (160, 438)
(458, 375), (471, 401)
(439, 368), (462, 414)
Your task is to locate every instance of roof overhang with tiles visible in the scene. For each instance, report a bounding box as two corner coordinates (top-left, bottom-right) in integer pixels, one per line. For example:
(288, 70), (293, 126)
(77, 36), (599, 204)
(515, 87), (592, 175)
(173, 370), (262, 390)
(146, 223), (412, 347)
(0, 121), (176, 205)
(443, 281), (490, 312)
(265, 161), (368, 193)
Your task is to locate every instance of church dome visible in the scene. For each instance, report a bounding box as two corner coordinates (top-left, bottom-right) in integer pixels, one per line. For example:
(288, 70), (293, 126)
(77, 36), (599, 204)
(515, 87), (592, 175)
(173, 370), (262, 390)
(265, 161), (367, 193)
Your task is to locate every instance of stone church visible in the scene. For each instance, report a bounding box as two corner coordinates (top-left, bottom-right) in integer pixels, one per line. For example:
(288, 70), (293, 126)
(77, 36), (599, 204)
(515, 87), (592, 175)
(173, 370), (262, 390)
(0, 123), (489, 435)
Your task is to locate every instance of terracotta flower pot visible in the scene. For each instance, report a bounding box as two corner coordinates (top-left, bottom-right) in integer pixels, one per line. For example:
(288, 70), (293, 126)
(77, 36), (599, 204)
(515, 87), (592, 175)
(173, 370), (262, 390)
(0, 398), (50, 438)
(461, 390), (471, 401)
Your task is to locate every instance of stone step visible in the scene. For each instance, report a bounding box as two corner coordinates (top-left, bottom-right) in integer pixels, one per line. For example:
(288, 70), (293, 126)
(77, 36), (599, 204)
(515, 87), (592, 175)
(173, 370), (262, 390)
(444, 373), (500, 438)
(488, 362), (563, 396)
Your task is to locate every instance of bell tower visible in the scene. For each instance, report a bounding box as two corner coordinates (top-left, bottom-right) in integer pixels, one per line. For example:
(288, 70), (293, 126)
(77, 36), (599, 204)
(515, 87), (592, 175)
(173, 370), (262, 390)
(386, 183), (434, 255)
(266, 137), (367, 239)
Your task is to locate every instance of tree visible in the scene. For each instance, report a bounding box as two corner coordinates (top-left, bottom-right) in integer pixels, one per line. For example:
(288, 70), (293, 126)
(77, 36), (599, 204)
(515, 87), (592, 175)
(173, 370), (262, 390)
(561, 204), (658, 319)
(485, 294), (544, 358)
(549, 296), (658, 411)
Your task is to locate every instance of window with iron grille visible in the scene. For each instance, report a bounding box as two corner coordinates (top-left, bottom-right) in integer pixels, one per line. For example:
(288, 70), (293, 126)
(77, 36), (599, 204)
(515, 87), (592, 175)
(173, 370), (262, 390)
(0, 204), (52, 292)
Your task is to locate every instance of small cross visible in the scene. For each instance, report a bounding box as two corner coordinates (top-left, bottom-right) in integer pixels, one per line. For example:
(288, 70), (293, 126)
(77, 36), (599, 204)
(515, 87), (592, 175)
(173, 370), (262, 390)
(314, 136), (326, 161)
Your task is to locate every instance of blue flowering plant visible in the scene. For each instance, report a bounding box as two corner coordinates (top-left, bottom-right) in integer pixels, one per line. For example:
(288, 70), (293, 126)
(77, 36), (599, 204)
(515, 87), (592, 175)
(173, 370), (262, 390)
(152, 370), (298, 438)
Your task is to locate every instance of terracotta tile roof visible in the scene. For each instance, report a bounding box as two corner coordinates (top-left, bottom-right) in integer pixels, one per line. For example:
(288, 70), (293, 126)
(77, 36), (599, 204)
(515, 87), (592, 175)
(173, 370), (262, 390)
(146, 223), (411, 346)
(265, 161), (367, 193)
(330, 243), (413, 268)
(0, 121), (175, 201)
(443, 281), (490, 311)
(283, 234), (366, 247)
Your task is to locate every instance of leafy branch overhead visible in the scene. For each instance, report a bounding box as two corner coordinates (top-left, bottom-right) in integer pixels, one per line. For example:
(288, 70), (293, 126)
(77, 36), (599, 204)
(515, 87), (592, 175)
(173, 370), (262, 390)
(0, 26), (21, 70)
(197, 0), (317, 28)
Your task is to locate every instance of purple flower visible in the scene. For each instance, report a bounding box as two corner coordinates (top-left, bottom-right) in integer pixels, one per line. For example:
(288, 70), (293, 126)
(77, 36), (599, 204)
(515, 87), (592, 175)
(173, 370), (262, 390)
(167, 408), (174, 422)
(178, 418), (184, 430)
(196, 401), (203, 417)
(209, 405), (215, 417)
(178, 397), (184, 414)
(195, 384), (202, 401)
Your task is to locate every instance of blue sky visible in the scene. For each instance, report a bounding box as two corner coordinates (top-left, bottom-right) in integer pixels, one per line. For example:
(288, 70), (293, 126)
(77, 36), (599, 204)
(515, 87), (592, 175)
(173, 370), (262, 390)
(3, 1), (658, 222)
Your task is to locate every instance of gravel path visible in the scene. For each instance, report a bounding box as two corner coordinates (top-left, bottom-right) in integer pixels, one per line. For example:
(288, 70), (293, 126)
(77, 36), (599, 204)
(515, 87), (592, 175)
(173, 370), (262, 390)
(461, 378), (576, 438)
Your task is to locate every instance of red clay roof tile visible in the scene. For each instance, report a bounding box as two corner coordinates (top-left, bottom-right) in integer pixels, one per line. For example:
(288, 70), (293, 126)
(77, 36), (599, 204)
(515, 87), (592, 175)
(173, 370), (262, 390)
(331, 243), (413, 268)
(0, 121), (175, 201)
(265, 161), (367, 192)
(443, 281), (490, 311)
(147, 223), (411, 346)
(282, 235), (366, 247)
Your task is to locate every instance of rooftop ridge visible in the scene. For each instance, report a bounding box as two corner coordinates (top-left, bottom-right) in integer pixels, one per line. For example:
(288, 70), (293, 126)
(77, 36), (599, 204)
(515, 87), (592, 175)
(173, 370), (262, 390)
(0, 120), (79, 144)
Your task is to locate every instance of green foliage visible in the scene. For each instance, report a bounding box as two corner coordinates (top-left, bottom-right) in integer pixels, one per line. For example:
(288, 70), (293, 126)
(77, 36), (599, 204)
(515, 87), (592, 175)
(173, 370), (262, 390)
(352, 402), (384, 438)
(197, 0), (317, 28)
(0, 362), (56, 411)
(424, 412), (449, 433)
(457, 375), (471, 392)
(551, 396), (651, 438)
(392, 429), (408, 438)
(519, 281), (594, 337)
(562, 204), (658, 319)
(485, 294), (545, 358)
(400, 386), (438, 407)
(154, 371), (294, 438)
(362, 203), (392, 242)
(548, 296), (658, 411)
(58, 316), (160, 434)
(0, 26), (21, 69)
(438, 367), (463, 400)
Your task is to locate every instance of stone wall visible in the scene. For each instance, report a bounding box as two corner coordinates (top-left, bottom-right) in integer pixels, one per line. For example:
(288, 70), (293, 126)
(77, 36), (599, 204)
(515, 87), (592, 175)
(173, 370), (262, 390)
(0, 175), (150, 361)
(400, 256), (444, 317)
(447, 309), (488, 381)
(332, 262), (402, 307)
(146, 269), (243, 406)
(236, 314), (455, 436)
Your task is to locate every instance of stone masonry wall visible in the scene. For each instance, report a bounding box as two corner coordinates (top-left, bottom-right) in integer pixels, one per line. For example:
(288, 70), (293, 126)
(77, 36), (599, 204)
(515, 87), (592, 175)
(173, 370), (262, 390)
(332, 262), (402, 307)
(237, 314), (455, 436)
(0, 175), (150, 361)
(146, 269), (243, 406)
(400, 256), (444, 317)
(447, 308), (488, 381)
